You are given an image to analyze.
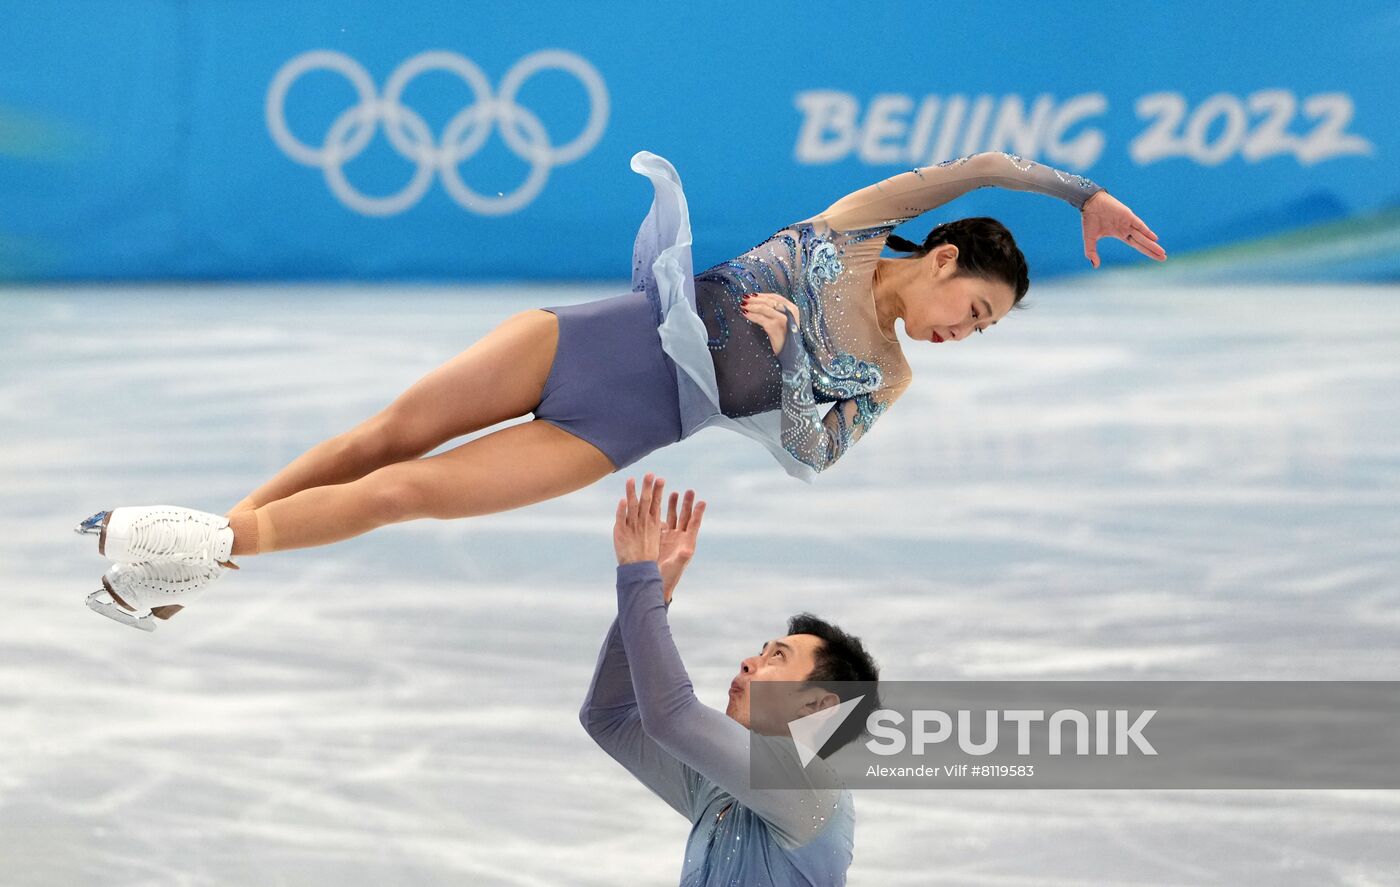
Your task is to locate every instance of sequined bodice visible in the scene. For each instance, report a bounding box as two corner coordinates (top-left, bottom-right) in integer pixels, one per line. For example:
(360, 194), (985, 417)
(668, 150), (1101, 477)
(694, 220), (912, 419)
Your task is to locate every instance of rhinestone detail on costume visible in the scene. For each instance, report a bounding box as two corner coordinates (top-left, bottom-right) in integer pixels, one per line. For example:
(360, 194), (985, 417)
(680, 150), (1102, 476)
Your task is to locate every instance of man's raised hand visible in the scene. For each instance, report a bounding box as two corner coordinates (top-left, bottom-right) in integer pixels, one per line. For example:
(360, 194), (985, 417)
(614, 473), (665, 566)
(659, 488), (707, 604)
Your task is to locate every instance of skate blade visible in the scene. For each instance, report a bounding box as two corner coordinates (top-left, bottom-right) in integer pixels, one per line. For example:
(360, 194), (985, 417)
(85, 589), (156, 632)
(74, 510), (110, 536)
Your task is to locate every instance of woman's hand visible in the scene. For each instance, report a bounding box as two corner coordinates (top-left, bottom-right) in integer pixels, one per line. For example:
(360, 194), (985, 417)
(658, 488), (706, 604)
(740, 292), (801, 355)
(1080, 191), (1167, 268)
(614, 474), (664, 566)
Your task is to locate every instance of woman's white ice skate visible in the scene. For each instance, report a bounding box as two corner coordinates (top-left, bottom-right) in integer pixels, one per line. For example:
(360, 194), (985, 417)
(85, 560), (225, 631)
(75, 506), (234, 566)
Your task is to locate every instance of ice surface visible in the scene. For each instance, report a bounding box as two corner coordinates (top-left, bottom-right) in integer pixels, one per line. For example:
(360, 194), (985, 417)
(2, 280), (1398, 885)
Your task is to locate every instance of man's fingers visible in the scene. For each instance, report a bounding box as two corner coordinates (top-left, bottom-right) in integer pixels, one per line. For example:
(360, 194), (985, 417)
(689, 501), (706, 537)
(650, 477), (665, 520)
(638, 473), (655, 520)
(678, 490), (694, 529)
(666, 491), (679, 529)
(624, 477), (638, 521)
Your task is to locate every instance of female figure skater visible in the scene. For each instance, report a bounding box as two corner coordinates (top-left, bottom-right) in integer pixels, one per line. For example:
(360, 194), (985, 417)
(75, 150), (1165, 630)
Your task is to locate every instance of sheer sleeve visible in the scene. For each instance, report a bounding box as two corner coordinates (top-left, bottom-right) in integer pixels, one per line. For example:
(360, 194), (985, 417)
(820, 151), (1103, 231)
(774, 306), (909, 474)
(614, 561), (843, 850)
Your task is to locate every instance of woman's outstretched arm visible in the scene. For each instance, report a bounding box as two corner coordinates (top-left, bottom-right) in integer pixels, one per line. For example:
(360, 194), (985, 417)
(819, 152), (1167, 267)
(818, 151), (1105, 231)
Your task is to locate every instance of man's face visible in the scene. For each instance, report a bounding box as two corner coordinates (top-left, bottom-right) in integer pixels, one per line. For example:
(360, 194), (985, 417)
(727, 632), (832, 732)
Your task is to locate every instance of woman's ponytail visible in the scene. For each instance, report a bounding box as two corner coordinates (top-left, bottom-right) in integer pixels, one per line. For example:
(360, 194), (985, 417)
(885, 233), (924, 253)
(887, 217), (1031, 305)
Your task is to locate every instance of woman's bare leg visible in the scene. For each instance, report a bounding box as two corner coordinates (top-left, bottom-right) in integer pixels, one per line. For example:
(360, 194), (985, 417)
(242, 418), (615, 553)
(225, 309), (560, 516)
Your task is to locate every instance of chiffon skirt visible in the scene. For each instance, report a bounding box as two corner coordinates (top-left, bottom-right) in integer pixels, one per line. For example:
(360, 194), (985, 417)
(626, 151), (817, 483)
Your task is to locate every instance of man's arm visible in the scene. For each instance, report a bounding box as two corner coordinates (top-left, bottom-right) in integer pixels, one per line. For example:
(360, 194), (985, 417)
(578, 611), (699, 820)
(614, 560), (841, 850)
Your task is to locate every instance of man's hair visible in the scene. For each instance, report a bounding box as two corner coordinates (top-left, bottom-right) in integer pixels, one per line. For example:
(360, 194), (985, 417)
(788, 613), (881, 758)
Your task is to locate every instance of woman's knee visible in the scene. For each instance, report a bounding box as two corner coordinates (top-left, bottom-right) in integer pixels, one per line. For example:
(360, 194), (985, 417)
(346, 410), (431, 465)
(357, 468), (435, 524)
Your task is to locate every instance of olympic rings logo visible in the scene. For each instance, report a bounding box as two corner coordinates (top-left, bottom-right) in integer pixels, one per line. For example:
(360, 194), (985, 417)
(266, 49), (609, 217)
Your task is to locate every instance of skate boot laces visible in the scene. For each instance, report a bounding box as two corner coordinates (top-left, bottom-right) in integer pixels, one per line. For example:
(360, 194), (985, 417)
(102, 506), (234, 564)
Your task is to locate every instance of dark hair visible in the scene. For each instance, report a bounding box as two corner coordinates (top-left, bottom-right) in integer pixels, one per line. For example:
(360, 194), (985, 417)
(887, 216), (1031, 307)
(787, 612), (881, 758)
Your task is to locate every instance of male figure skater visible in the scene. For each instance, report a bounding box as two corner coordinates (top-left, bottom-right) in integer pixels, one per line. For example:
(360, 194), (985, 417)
(582, 473), (880, 885)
